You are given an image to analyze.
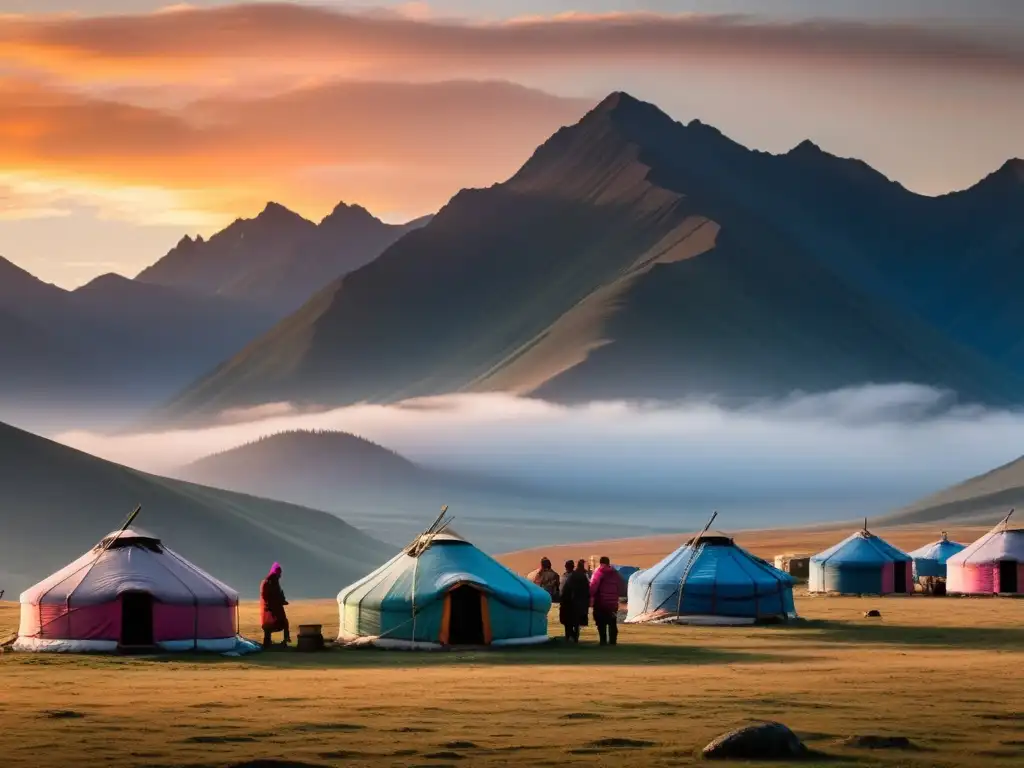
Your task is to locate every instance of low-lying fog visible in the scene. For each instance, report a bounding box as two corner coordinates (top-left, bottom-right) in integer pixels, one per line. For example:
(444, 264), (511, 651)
(46, 384), (1023, 549)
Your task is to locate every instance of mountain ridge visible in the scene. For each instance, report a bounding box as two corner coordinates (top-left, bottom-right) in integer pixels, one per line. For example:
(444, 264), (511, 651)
(150, 90), (1024, 425)
(136, 199), (433, 317)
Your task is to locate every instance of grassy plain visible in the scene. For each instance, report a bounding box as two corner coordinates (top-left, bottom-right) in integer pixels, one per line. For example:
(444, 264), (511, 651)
(1, 587), (1021, 768)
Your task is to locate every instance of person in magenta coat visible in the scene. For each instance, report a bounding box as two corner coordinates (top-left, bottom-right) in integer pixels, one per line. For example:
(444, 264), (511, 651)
(589, 556), (623, 646)
(259, 562), (291, 648)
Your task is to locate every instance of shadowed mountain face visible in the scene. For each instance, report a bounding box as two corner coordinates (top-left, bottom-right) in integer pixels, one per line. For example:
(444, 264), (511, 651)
(156, 92), (1024, 424)
(0, 420), (394, 598)
(136, 202), (432, 317)
(880, 456), (1024, 526)
(0, 257), (277, 430)
(1, 201), (430, 431)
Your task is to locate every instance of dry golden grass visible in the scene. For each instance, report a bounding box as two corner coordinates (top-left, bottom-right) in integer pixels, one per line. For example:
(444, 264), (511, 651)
(1, 590), (1022, 768)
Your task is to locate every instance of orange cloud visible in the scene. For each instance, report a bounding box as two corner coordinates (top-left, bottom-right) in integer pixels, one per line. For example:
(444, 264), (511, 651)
(0, 78), (592, 224)
(0, 4), (1021, 85)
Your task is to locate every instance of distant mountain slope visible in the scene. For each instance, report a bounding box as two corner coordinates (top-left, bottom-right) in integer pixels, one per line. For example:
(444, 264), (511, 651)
(0, 256), (276, 429)
(170, 428), (680, 553)
(155, 92), (1024, 423)
(880, 456), (1024, 526)
(0, 307), (82, 402)
(178, 429), (426, 495)
(0, 420), (394, 598)
(137, 201), (432, 316)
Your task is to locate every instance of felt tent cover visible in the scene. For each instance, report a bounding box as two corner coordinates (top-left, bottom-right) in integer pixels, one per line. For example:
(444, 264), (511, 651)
(809, 529), (912, 594)
(337, 530), (551, 648)
(15, 528), (239, 652)
(908, 533), (966, 579)
(946, 523), (1024, 594)
(626, 534), (796, 624)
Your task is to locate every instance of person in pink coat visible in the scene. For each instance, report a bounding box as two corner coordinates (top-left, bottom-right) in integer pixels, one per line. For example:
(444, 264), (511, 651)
(589, 556), (623, 646)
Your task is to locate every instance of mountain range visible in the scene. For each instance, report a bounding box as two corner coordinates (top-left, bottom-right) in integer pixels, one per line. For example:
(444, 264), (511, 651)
(0, 419), (395, 598)
(136, 202), (430, 317)
(3, 89), (1023, 451)
(0, 203), (430, 431)
(151, 91), (1024, 425)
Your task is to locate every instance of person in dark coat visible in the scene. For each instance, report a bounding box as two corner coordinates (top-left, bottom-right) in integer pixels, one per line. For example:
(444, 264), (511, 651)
(589, 556), (623, 646)
(259, 562), (290, 648)
(559, 559), (590, 643)
(531, 557), (561, 602)
(577, 558), (591, 581)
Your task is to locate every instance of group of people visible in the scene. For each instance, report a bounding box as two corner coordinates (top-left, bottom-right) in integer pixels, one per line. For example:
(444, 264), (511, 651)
(531, 556), (622, 646)
(258, 556), (624, 650)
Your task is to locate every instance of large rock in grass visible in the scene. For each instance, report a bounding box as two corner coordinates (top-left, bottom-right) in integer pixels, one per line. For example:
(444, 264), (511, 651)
(703, 721), (808, 761)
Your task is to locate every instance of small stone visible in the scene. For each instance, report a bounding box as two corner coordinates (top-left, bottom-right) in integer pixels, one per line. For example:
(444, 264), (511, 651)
(863, 609), (882, 617)
(702, 721), (808, 760)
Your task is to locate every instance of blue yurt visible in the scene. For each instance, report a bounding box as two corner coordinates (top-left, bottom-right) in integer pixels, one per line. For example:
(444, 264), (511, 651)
(337, 524), (551, 649)
(809, 524), (912, 595)
(625, 533), (796, 625)
(613, 565), (641, 598)
(908, 532), (967, 580)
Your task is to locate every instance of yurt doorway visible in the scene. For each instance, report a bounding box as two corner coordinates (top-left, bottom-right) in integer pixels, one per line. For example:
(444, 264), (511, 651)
(120, 591), (155, 647)
(448, 585), (485, 645)
(892, 562), (908, 594)
(999, 561), (1018, 593)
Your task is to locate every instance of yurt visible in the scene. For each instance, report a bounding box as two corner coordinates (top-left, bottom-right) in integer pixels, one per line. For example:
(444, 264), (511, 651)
(946, 513), (1023, 595)
(809, 524), (912, 595)
(908, 532), (966, 581)
(337, 516), (551, 649)
(625, 532), (796, 625)
(613, 565), (641, 598)
(14, 527), (241, 653)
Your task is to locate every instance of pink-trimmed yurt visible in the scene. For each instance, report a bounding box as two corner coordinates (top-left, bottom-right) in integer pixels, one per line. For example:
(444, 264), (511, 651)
(946, 518), (1023, 596)
(13, 528), (240, 652)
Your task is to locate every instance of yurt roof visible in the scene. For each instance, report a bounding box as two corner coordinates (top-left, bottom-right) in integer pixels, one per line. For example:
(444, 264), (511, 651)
(21, 528), (238, 606)
(908, 534), (967, 562)
(947, 526), (1024, 565)
(96, 527), (162, 550)
(638, 533), (794, 588)
(338, 531), (550, 612)
(811, 528), (911, 565)
(684, 530), (734, 546)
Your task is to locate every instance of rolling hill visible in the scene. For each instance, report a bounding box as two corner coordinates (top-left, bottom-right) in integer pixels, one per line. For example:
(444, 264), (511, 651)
(155, 92), (1024, 424)
(172, 429), (677, 552)
(177, 429), (428, 500)
(136, 201), (431, 317)
(0, 420), (395, 599)
(880, 455), (1024, 526)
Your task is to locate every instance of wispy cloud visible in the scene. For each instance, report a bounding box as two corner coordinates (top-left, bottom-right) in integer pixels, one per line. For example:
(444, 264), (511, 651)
(0, 78), (589, 223)
(1, 5), (1020, 85)
(0, 4), (1020, 247)
(54, 387), (1024, 507)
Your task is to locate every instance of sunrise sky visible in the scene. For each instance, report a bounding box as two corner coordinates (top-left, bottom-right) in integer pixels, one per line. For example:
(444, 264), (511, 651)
(1, 1), (1021, 287)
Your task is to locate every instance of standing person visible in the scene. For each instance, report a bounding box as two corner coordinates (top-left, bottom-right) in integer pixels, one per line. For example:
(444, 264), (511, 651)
(259, 562), (291, 648)
(578, 559), (591, 581)
(531, 557), (561, 602)
(589, 556), (622, 646)
(559, 559), (590, 643)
